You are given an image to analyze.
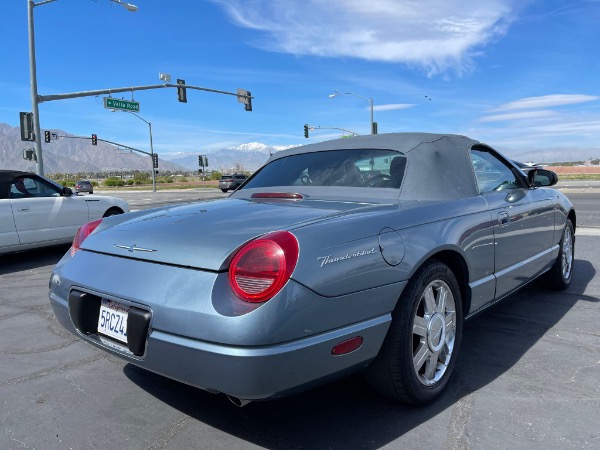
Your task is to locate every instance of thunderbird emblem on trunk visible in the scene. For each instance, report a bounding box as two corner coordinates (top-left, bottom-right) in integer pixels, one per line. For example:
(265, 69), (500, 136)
(114, 244), (157, 253)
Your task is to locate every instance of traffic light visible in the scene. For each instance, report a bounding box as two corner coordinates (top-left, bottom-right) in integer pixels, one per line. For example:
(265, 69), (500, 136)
(198, 155), (204, 167)
(177, 79), (187, 103)
(237, 88), (252, 112)
(23, 149), (36, 161)
(304, 124), (309, 138)
(203, 156), (208, 167)
(91, 134), (97, 145)
(19, 112), (34, 141)
(372, 122), (378, 134)
(152, 153), (159, 168)
(244, 91), (252, 111)
(44, 130), (51, 143)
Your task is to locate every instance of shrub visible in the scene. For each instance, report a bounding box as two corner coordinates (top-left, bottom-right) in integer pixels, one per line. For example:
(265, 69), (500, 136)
(104, 177), (125, 187)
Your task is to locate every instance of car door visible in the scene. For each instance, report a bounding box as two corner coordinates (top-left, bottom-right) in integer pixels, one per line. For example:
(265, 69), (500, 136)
(471, 148), (555, 299)
(9, 176), (90, 245)
(0, 199), (20, 249)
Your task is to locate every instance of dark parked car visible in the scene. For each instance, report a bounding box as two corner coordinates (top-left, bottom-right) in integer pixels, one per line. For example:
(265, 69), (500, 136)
(219, 173), (247, 192)
(74, 180), (94, 194)
(512, 160), (543, 173)
(49, 133), (575, 406)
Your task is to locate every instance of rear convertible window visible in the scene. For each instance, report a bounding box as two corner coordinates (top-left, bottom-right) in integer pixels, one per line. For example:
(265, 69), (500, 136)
(243, 149), (406, 189)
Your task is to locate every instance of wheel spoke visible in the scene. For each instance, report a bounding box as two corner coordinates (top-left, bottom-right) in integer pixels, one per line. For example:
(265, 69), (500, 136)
(439, 342), (451, 365)
(424, 353), (438, 381)
(413, 342), (430, 373)
(445, 310), (456, 332)
(423, 286), (436, 314)
(413, 316), (428, 337)
(437, 286), (448, 314)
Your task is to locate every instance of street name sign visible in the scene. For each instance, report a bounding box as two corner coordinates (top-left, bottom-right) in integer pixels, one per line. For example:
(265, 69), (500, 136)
(104, 97), (140, 112)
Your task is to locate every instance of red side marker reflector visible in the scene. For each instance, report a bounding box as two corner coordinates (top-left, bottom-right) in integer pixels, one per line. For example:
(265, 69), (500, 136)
(331, 336), (363, 355)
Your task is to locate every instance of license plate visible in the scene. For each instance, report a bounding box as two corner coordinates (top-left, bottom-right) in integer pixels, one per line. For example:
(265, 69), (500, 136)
(97, 298), (129, 344)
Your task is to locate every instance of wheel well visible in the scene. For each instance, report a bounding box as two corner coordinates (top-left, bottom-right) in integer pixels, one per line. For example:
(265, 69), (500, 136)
(568, 210), (576, 230)
(103, 207), (124, 217)
(428, 250), (470, 316)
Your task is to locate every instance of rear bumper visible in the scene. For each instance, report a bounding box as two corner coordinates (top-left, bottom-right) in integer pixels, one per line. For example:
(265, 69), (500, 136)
(50, 290), (390, 400)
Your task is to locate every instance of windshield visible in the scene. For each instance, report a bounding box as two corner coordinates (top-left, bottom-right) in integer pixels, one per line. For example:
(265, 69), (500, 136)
(243, 149), (406, 189)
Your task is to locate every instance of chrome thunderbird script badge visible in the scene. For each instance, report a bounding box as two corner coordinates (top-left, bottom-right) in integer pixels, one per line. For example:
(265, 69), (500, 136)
(114, 244), (157, 253)
(317, 248), (376, 267)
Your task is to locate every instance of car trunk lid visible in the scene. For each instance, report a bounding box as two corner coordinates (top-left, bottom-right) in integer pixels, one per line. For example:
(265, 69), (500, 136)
(80, 197), (380, 271)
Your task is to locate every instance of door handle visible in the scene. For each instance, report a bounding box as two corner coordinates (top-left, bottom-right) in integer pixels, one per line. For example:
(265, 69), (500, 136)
(498, 211), (510, 226)
(17, 207), (30, 212)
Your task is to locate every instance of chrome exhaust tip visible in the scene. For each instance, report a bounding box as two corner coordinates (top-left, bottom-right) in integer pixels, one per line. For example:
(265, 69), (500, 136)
(226, 395), (252, 408)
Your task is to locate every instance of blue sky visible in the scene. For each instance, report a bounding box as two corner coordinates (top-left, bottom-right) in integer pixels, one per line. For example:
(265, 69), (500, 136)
(1, 0), (599, 161)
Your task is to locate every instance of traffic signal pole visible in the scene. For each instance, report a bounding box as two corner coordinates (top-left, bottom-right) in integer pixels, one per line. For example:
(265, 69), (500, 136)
(30, 82), (253, 179)
(37, 83), (253, 104)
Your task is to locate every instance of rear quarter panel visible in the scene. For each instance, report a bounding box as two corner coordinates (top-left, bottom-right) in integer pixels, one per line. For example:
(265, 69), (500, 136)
(291, 196), (495, 316)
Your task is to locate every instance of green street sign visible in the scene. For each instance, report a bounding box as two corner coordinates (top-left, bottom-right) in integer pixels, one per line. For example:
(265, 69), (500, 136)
(104, 97), (140, 112)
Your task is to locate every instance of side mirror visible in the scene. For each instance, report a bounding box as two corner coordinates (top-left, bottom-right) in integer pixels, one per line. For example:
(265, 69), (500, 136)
(527, 169), (558, 187)
(62, 187), (73, 197)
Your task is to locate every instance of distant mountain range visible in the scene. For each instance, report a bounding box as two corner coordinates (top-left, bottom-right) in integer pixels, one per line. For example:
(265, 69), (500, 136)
(2, 122), (598, 174)
(164, 142), (298, 172)
(0, 123), (186, 174)
(0, 123), (295, 174)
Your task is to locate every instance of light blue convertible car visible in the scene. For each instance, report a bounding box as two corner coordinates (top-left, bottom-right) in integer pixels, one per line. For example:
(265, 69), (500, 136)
(49, 133), (575, 406)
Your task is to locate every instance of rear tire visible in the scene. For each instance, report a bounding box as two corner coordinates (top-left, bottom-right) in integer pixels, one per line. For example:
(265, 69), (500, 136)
(543, 219), (574, 290)
(221, 189), (228, 193)
(366, 260), (463, 404)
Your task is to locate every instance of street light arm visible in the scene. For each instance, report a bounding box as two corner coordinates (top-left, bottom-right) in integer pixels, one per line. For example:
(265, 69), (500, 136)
(109, 0), (138, 12)
(115, 110), (156, 192)
(328, 91), (375, 135)
(309, 125), (360, 136)
(32, 0), (57, 7)
(127, 111), (149, 126)
(329, 91), (370, 103)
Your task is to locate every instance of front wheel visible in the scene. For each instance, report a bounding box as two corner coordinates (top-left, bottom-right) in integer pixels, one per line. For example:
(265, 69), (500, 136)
(543, 219), (574, 290)
(221, 189), (228, 193)
(366, 260), (463, 404)
(103, 208), (123, 217)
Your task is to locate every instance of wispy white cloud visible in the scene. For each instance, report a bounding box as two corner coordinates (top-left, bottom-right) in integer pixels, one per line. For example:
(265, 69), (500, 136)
(210, 0), (520, 74)
(479, 110), (558, 122)
(373, 104), (416, 112)
(493, 94), (599, 111)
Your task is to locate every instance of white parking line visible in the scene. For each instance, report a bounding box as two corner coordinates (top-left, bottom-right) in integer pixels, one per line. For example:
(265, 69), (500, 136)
(577, 227), (600, 236)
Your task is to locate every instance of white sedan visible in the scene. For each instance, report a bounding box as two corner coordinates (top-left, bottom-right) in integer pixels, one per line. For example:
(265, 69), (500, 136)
(0, 170), (130, 254)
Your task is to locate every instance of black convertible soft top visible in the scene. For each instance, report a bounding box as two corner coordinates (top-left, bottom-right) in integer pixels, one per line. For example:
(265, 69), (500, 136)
(266, 133), (486, 201)
(0, 170), (61, 200)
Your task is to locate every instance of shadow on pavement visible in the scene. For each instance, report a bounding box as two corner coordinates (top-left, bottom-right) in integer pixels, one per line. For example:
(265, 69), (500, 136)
(125, 258), (596, 449)
(0, 244), (69, 276)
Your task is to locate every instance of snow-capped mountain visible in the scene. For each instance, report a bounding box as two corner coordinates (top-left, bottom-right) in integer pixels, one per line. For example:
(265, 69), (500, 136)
(163, 142), (299, 172)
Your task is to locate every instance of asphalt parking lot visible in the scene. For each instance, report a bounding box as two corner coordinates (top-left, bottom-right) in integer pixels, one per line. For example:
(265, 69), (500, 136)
(1, 191), (599, 449)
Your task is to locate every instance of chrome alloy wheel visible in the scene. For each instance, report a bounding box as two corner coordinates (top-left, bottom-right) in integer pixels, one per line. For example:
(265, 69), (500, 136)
(561, 226), (574, 281)
(412, 279), (457, 386)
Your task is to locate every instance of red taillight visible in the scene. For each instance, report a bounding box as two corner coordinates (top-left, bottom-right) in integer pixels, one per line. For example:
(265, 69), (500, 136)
(71, 218), (103, 256)
(228, 231), (299, 303)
